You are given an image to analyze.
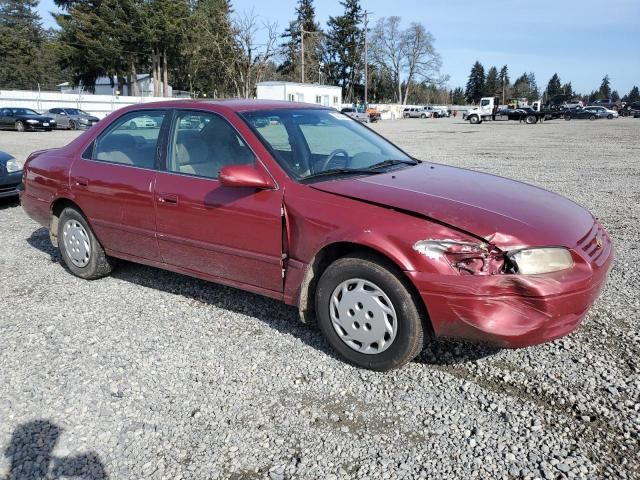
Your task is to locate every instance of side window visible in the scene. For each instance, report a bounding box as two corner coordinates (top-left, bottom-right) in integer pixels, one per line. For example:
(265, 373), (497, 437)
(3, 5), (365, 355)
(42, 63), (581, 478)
(168, 111), (255, 179)
(93, 110), (166, 168)
(481, 99), (490, 107)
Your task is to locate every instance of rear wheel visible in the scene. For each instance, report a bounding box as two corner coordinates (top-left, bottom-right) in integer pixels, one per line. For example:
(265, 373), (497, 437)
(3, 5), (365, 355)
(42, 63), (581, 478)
(589, 114), (596, 120)
(607, 114), (613, 119)
(469, 115), (480, 124)
(315, 253), (426, 371)
(420, 114), (426, 118)
(15, 121), (25, 132)
(58, 207), (114, 279)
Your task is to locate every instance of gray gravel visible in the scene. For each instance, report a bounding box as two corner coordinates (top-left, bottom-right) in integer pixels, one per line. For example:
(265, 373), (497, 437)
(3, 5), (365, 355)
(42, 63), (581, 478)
(1, 117), (639, 479)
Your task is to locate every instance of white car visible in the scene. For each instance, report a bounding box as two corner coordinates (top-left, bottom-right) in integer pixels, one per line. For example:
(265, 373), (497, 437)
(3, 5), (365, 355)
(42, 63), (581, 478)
(587, 106), (619, 119)
(123, 115), (158, 129)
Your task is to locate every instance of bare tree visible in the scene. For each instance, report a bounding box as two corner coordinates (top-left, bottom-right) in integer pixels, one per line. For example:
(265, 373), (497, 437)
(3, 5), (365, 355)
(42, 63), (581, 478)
(232, 11), (279, 98)
(370, 17), (444, 105)
(370, 16), (404, 103)
(400, 23), (442, 105)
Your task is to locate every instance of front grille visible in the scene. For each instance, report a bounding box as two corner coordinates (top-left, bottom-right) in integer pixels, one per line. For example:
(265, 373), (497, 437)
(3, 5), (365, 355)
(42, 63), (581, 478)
(576, 222), (612, 267)
(0, 184), (20, 193)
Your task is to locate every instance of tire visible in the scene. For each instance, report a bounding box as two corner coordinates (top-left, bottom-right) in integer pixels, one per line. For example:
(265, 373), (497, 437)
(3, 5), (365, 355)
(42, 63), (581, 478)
(15, 121), (25, 132)
(58, 207), (114, 280)
(589, 115), (596, 120)
(564, 114), (572, 121)
(420, 114), (426, 119)
(607, 114), (613, 119)
(525, 114), (537, 124)
(469, 115), (480, 124)
(69, 120), (77, 130)
(315, 253), (426, 371)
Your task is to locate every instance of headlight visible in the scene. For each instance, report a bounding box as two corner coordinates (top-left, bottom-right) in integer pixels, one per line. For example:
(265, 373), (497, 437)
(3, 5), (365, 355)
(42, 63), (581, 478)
(509, 247), (573, 275)
(5, 157), (22, 173)
(26, 119), (39, 124)
(79, 118), (89, 124)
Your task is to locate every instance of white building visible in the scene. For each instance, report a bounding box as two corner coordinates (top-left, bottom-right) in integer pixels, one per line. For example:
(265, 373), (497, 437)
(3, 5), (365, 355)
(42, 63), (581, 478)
(257, 81), (342, 108)
(58, 74), (173, 97)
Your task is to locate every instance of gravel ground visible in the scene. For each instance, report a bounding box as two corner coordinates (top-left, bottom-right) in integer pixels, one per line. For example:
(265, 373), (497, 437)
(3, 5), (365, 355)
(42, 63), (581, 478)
(1, 117), (638, 479)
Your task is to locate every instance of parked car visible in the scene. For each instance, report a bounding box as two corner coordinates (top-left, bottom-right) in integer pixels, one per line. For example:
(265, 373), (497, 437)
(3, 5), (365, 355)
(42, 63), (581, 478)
(424, 106), (449, 118)
(584, 106), (618, 119)
(403, 107), (430, 118)
(340, 107), (369, 123)
(47, 108), (100, 130)
(563, 107), (603, 120)
(20, 100), (613, 371)
(589, 99), (621, 111)
(0, 151), (22, 199)
(0, 107), (56, 132)
(125, 115), (159, 129)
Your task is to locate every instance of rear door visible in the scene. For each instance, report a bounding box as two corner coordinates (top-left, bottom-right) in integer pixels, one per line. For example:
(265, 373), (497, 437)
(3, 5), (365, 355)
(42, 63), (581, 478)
(0, 108), (13, 128)
(70, 109), (168, 261)
(154, 109), (284, 293)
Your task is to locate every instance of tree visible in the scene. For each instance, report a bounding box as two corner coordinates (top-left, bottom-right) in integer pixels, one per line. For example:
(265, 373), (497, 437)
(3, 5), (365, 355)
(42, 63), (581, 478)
(0, 0), (46, 88)
(498, 65), (509, 104)
(599, 74), (611, 99)
(278, 0), (321, 82)
(451, 86), (465, 105)
(611, 90), (619, 102)
(464, 61), (484, 103)
(370, 16), (403, 103)
(561, 82), (573, 96)
(324, 0), (364, 102)
(623, 85), (639, 102)
(230, 10), (278, 98)
(546, 73), (562, 97)
(399, 22), (442, 105)
(511, 72), (539, 103)
(484, 66), (499, 97)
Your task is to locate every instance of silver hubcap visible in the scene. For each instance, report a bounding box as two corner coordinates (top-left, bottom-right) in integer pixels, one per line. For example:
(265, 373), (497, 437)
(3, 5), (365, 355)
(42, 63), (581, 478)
(329, 278), (398, 354)
(62, 220), (91, 267)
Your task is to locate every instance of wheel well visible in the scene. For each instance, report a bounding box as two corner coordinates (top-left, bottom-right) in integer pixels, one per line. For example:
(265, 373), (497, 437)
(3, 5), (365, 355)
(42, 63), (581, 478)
(49, 198), (84, 247)
(297, 242), (432, 334)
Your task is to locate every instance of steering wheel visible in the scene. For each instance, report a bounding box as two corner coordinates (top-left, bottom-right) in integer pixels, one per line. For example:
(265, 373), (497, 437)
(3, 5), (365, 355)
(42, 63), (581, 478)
(319, 149), (350, 172)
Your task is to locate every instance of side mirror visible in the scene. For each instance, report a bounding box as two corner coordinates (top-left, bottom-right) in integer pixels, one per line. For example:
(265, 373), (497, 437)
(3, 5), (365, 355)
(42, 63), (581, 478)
(61, 112), (67, 116)
(218, 164), (274, 190)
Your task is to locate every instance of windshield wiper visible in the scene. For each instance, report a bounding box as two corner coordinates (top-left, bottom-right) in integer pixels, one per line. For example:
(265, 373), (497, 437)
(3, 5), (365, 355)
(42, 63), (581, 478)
(366, 159), (418, 171)
(302, 168), (384, 182)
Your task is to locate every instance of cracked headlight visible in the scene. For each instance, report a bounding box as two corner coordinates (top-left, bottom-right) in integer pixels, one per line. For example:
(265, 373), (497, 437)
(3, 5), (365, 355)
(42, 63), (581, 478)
(5, 157), (22, 173)
(509, 247), (573, 275)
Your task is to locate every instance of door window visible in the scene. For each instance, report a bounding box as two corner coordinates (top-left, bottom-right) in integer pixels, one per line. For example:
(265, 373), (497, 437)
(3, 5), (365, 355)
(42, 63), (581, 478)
(93, 110), (166, 168)
(168, 111), (255, 179)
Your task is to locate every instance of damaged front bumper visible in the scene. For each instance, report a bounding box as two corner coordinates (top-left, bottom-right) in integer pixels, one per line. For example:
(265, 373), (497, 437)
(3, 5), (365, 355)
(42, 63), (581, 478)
(408, 237), (613, 348)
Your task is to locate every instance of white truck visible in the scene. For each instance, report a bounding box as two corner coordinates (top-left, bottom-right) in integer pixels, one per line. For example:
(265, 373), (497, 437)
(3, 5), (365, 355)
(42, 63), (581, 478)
(463, 97), (548, 124)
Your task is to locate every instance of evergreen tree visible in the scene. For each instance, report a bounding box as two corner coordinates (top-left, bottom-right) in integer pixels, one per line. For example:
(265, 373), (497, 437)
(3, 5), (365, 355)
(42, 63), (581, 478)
(611, 90), (619, 102)
(527, 72), (539, 101)
(484, 66), (499, 96)
(278, 0), (321, 82)
(0, 0), (45, 88)
(498, 64), (509, 103)
(451, 86), (465, 105)
(465, 61), (485, 103)
(546, 73), (562, 97)
(624, 86), (639, 102)
(561, 82), (573, 96)
(324, 0), (364, 102)
(599, 74), (611, 99)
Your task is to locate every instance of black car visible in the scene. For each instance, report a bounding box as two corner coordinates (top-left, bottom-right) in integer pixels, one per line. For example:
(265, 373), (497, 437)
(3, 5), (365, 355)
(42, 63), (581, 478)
(620, 101), (640, 117)
(0, 107), (56, 132)
(0, 151), (22, 199)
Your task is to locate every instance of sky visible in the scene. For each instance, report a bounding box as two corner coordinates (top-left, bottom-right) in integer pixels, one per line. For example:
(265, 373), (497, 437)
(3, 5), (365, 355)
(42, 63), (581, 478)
(37, 0), (640, 95)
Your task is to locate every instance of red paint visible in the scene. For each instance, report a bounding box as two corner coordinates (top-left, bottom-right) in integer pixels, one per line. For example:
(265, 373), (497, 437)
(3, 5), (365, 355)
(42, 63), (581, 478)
(20, 99), (614, 349)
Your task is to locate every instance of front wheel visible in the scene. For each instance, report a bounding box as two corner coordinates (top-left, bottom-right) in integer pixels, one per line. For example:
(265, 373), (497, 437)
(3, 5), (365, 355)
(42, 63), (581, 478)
(525, 114), (537, 124)
(58, 207), (114, 279)
(69, 120), (77, 130)
(315, 254), (426, 371)
(607, 114), (613, 119)
(15, 121), (25, 132)
(469, 115), (480, 124)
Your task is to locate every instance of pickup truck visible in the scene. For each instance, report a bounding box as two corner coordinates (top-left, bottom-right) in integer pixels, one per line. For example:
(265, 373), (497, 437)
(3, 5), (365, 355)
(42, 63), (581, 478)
(340, 107), (369, 123)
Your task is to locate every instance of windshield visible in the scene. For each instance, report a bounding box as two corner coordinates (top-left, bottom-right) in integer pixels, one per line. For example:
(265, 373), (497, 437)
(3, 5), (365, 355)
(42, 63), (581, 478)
(241, 109), (415, 181)
(12, 108), (39, 116)
(65, 109), (90, 116)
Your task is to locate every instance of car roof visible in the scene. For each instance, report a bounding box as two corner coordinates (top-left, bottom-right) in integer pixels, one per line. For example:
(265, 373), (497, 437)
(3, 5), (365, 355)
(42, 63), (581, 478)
(120, 99), (330, 114)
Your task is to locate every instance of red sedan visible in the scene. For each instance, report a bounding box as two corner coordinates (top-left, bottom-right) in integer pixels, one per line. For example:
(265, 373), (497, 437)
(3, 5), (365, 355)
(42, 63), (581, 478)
(20, 100), (613, 370)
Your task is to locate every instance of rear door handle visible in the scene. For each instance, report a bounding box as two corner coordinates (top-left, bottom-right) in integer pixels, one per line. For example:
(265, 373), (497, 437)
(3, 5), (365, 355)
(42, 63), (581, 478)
(158, 194), (178, 205)
(75, 177), (89, 187)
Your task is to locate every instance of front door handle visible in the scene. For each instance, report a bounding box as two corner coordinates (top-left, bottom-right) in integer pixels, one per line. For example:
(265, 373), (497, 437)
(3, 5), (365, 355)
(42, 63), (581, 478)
(158, 194), (178, 205)
(75, 177), (89, 187)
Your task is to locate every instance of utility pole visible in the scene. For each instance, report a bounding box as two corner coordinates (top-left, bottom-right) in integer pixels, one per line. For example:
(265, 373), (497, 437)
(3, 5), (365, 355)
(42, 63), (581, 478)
(364, 11), (369, 106)
(301, 25), (305, 83)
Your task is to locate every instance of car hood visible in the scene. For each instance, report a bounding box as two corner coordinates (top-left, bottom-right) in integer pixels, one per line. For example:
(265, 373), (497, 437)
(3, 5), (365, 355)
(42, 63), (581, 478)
(310, 163), (594, 250)
(72, 115), (99, 121)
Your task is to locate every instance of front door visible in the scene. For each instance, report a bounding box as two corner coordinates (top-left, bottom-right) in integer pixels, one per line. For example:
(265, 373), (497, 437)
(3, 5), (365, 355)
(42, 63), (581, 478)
(154, 109), (283, 294)
(69, 109), (168, 261)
